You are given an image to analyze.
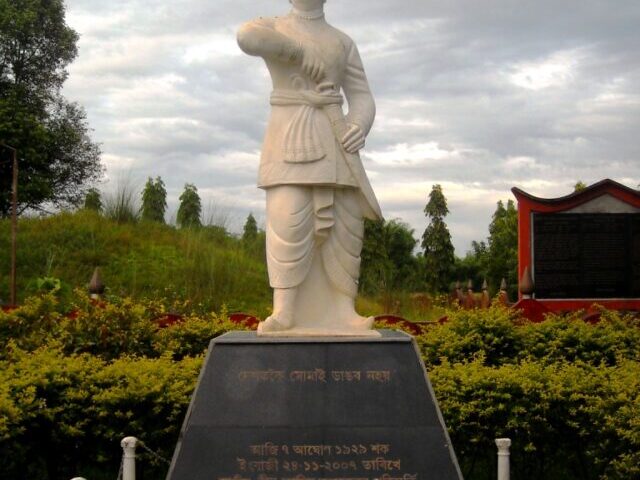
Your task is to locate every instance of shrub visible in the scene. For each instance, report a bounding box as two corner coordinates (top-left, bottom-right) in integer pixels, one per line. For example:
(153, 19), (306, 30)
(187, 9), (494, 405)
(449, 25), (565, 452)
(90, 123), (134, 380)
(1, 292), (639, 480)
(0, 343), (202, 479)
(152, 309), (242, 359)
(417, 305), (640, 369)
(418, 304), (525, 367)
(431, 358), (640, 480)
(519, 309), (640, 366)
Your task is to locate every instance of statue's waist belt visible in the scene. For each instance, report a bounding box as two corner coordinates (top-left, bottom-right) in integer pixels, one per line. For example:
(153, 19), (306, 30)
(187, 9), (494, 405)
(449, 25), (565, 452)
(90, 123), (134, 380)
(269, 89), (344, 164)
(270, 89), (343, 108)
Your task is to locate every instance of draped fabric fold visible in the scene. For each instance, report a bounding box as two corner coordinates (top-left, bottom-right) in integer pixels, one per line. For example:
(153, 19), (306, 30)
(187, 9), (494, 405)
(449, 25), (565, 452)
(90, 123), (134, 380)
(270, 89), (343, 164)
(321, 189), (363, 297)
(266, 186), (363, 297)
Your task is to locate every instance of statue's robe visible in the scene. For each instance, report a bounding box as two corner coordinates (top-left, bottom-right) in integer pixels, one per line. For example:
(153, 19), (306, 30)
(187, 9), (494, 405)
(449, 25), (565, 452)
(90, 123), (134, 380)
(238, 13), (381, 330)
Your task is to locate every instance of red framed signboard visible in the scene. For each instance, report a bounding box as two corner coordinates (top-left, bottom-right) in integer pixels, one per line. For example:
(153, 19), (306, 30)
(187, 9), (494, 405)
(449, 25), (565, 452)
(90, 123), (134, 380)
(512, 179), (640, 312)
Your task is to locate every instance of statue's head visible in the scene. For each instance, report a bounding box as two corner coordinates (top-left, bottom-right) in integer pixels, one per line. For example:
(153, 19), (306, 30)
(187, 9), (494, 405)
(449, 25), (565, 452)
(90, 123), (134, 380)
(290, 0), (326, 11)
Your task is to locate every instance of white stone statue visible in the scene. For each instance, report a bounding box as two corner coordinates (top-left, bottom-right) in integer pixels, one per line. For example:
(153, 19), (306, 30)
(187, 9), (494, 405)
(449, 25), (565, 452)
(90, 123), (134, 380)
(238, 0), (382, 336)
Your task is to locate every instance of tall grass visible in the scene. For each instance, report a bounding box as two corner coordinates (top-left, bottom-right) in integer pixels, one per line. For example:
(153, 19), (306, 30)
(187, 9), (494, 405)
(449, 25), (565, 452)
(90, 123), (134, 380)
(0, 211), (271, 315)
(203, 199), (233, 231)
(103, 177), (140, 223)
(1, 209), (444, 320)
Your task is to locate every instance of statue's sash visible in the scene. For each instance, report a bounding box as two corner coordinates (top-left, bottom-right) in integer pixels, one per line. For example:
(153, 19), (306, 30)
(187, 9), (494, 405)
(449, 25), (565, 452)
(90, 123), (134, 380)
(270, 87), (383, 221)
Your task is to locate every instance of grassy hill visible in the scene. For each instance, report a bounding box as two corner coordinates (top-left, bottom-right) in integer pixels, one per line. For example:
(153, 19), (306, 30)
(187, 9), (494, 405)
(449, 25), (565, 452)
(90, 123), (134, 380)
(0, 211), (272, 316)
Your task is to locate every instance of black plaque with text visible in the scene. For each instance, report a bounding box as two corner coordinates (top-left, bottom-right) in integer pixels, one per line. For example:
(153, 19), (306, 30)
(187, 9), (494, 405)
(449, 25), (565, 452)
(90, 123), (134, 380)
(533, 213), (640, 299)
(166, 331), (463, 480)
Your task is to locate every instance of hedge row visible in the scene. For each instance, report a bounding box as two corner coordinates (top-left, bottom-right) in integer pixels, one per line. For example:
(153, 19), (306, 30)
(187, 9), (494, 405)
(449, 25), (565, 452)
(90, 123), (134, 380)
(432, 357), (640, 479)
(1, 294), (639, 479)
(0, 343), (202, 479)
(0, 292), (239, 361)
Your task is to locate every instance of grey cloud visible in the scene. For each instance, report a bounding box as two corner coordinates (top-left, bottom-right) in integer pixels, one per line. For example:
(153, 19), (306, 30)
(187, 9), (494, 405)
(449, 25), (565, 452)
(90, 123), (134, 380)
(64, 0), (640, 253)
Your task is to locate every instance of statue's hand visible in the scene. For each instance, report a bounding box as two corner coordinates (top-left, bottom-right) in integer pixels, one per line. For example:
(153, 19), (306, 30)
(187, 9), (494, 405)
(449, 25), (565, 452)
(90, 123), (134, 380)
(301, 46), (326, 82)
(341, 123), (365, 153)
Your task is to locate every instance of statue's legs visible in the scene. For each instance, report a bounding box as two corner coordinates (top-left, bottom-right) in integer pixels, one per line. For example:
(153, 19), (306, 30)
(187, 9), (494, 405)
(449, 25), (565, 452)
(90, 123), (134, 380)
(260, 287), (297, 332)
(260, 185), (314, 332)
(259, 184), (372, 334)
(307, 187), (371, 330)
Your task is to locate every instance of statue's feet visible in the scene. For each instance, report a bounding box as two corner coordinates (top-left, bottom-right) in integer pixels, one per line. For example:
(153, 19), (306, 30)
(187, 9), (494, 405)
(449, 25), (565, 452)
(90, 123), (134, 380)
(257, 312), (293, 334)
(347, 314), (374, 330)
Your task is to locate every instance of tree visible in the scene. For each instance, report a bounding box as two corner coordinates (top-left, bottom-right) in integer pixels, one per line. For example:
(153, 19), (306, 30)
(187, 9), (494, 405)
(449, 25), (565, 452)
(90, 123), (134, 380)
(385, 219), (420, 290)
(177, 184), (201, 228)
(360, 219), (419, 295)
(574, 181), (587, 192)
(83, 188), (102, 212)
(454, 240), (489, 288)
(0, 0), (102, 216)
(242, 213), (258, 243)
(486, 199), (518, 295)
(140, 177), (167, 223)
(421, 184), (455, 292)
(360, 219), (391, 295)
(241, 212), (265, 259)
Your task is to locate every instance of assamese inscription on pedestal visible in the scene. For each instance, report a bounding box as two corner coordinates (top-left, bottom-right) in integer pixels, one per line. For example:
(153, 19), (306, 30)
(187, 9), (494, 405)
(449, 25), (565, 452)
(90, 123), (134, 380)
(533, 213), (640, 299)
(166, 331), (462, 480)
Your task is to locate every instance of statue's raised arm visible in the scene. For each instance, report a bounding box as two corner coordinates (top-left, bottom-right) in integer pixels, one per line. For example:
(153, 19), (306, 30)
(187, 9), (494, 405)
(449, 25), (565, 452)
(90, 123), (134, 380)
(238, 18), (302, 65)
(237, 0), (382, 336)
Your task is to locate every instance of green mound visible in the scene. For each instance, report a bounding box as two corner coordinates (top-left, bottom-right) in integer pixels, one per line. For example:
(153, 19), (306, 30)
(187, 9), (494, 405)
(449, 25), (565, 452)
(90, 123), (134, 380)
(0, 211), (270, 315)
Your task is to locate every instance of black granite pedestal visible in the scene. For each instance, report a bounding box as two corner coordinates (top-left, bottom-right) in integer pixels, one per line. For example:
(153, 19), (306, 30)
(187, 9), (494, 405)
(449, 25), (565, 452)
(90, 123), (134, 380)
(166, 330), (463, 480)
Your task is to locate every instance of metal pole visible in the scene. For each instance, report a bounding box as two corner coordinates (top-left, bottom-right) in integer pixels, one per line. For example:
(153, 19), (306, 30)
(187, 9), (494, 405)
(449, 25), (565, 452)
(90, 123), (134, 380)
(121, 436), (138, 480)
(495, 438), (511, 480)
(10, 146), (17, 306)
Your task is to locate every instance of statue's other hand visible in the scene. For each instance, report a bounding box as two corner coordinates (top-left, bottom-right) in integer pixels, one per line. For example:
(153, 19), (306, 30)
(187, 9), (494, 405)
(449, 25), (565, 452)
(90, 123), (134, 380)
(301, 46), (326, 82)
(342, 124), (365, 153)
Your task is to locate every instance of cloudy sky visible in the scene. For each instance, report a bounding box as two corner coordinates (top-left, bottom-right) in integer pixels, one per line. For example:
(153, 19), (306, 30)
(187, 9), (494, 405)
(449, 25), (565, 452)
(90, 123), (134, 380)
(62, 0), (640, 254)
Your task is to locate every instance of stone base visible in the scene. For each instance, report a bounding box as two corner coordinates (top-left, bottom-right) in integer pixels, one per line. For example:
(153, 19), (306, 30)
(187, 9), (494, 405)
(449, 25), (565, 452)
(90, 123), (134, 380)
(257, 326), (382, 338)
(166, 330), (463, 480)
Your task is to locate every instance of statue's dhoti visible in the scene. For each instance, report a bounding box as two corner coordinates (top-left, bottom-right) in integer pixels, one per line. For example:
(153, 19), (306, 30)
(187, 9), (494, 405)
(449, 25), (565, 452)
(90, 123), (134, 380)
(265, 184), (371, 332)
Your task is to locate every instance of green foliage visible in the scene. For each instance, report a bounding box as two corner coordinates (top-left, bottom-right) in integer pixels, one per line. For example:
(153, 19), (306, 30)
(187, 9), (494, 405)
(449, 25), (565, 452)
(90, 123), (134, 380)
(431, 357), (640, 479)
(360, 218), (390, 294)
(0, 342), (201, 479)
(177, 183), (202, 228)
(453, 240), (488, 290)
(422, 184), (455, 292)
(0, 290), (248, 478)
(461, 199), (518, 296)
(0, 211), (271, 314)
(418, 305), (640, 369)
(360, 218), (420, 295)
(0, 0), (102, 216)
(242, 213), (258, 243)
(0, 342), (106, 478)
(0, 291), (249, 361)
(241, 213), (266, 260)
(103, 178), (139, 224)
(153, 310), (237, 359)
(574, 180), (587, 192)
(0, 292), (639, 479)
(140, 176), (167, 223)
(83, 188), (102, 212)
(415, 306), (640, 479)
(419, 304), (526, 367)
(486, 200), (518, 294)
(0, 0), (77, 97)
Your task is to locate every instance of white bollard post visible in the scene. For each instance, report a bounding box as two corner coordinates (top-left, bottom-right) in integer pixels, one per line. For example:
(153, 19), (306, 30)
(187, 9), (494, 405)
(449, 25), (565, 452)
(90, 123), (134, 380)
(495, 438), (511, 480)
(121, 436), (138, 480)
